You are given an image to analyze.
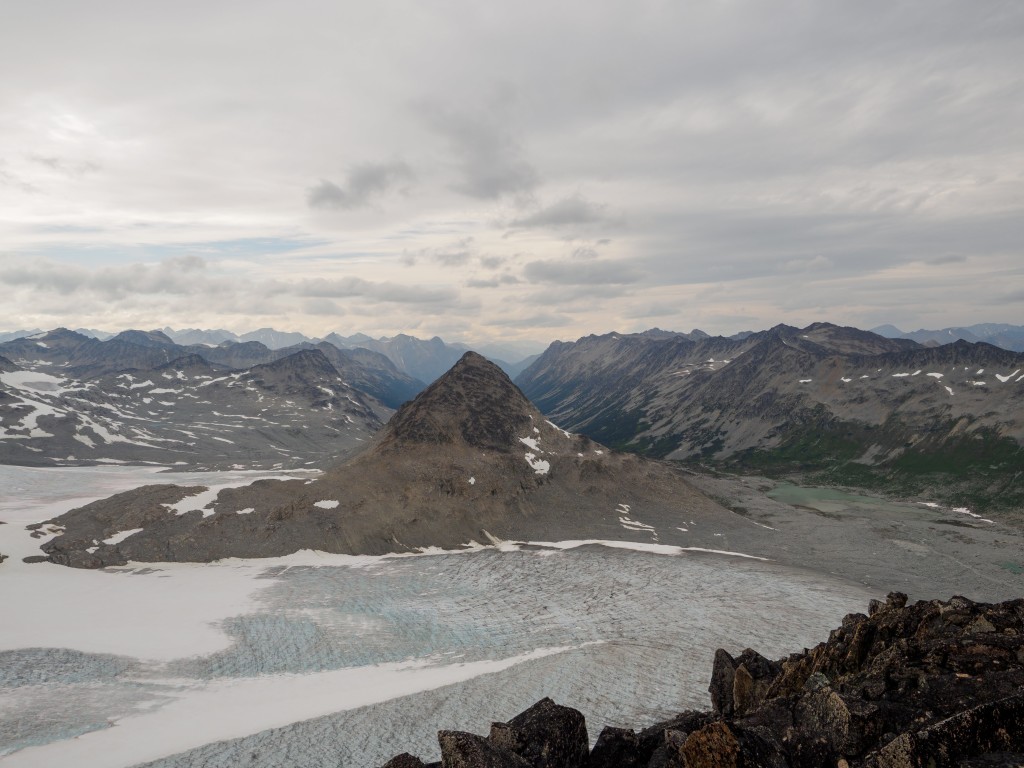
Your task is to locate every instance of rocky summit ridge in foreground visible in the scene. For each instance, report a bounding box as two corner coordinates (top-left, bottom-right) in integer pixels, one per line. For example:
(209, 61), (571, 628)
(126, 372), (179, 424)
(34, 352), (729, 567)
(382, 594), (1024, 768)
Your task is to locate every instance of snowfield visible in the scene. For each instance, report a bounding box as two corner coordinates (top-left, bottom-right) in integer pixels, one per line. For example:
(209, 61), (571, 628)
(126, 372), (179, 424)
(0, 465), (874, 768)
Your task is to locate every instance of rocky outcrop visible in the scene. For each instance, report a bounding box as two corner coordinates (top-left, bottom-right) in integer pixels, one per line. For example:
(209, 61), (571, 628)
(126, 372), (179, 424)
(380, 595), (1024, 767)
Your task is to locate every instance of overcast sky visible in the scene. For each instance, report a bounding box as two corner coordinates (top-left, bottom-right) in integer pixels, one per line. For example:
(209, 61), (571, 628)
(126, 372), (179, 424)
(1, 1), (1021, 349)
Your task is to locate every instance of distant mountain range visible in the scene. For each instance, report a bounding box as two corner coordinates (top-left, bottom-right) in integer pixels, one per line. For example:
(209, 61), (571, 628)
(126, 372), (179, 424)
(0, 341), (389, 469)
(0, 328), (423, 407)
(871, 323), (1024, 352)
(516, 322), (1024, 512)
(4, 322), (1022, 513)
(0, 328), (422, 468)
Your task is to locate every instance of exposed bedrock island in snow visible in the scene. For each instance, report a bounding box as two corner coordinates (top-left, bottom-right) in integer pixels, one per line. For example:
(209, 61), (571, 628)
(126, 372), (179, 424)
(32, 353), (735, 567)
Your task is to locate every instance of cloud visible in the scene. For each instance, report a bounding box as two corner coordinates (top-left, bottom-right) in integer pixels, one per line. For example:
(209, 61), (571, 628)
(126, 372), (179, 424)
(294, 276), (457, 305)
(0, 255), (210, 299)
(466, 274), (520, 288)
(0, 164), (38, 194)
(402, 237), (476, 268)
(307, 161), (414, 210)
(28, 154), (101, 177)
(420, 102), (539, 199)
(927, 254), (966, 265)
(781, 255), (833, 272)
(523, 258), (643, 286)
(432, 237), (474, 267)
(508, 195), (611, 229)
(479, 255), (506, 269)
(302, 297), (345, 315)
(485, 312), (574, 329)
(1, 3), (1021, 340)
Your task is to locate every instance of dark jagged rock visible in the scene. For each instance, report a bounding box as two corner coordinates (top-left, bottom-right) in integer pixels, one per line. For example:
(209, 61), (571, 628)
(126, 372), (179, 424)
(381, 754), (429, 768)
(587, 727), (646, 768)
(709, 647), (782, 719)
(437, 731), (530, 768)
(381, 595), (1024, 768)
(488, 698), (588, 768)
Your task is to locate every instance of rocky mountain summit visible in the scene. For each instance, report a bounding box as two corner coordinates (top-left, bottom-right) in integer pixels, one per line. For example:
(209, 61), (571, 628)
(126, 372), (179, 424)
(381, 593), (1024, 768)
(33, 352), (730, 567)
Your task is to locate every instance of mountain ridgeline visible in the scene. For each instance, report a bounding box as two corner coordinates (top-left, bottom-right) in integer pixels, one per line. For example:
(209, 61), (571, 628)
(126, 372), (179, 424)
(0, 327), (425, 407)
(35, 353), (735, 568)
(515, 323), (1024, 511)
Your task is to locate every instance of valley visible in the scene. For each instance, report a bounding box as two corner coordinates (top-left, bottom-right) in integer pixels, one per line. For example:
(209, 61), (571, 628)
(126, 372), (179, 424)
(1, 323), (1022, 767)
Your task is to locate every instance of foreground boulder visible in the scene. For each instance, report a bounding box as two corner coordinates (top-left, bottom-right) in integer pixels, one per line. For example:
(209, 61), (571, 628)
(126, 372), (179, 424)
(380, 594), (1024, 767)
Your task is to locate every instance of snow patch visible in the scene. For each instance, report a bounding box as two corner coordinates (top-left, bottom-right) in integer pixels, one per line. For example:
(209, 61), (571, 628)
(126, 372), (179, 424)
(545, 420), (572, 438)
(952, 507), (994, 524)
(926, 372), (943, 379)
(527, 539), (770, 560)
(163, 488), (222, 518)
(313, 500), (339, 509)
(102, 528), (144, 546)
(995, 370), (1020, 383)
(468, 477), (476, 485)
(519, 436), (542, 451)
(524, 453), (550, 475)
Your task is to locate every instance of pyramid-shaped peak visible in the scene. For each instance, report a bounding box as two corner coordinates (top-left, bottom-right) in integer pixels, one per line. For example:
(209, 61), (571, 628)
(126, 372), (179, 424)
(376, 351), (538, 452)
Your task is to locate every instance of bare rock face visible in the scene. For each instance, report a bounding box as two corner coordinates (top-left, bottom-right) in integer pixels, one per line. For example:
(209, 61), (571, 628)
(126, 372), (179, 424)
(380, 595), (1024, 768)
